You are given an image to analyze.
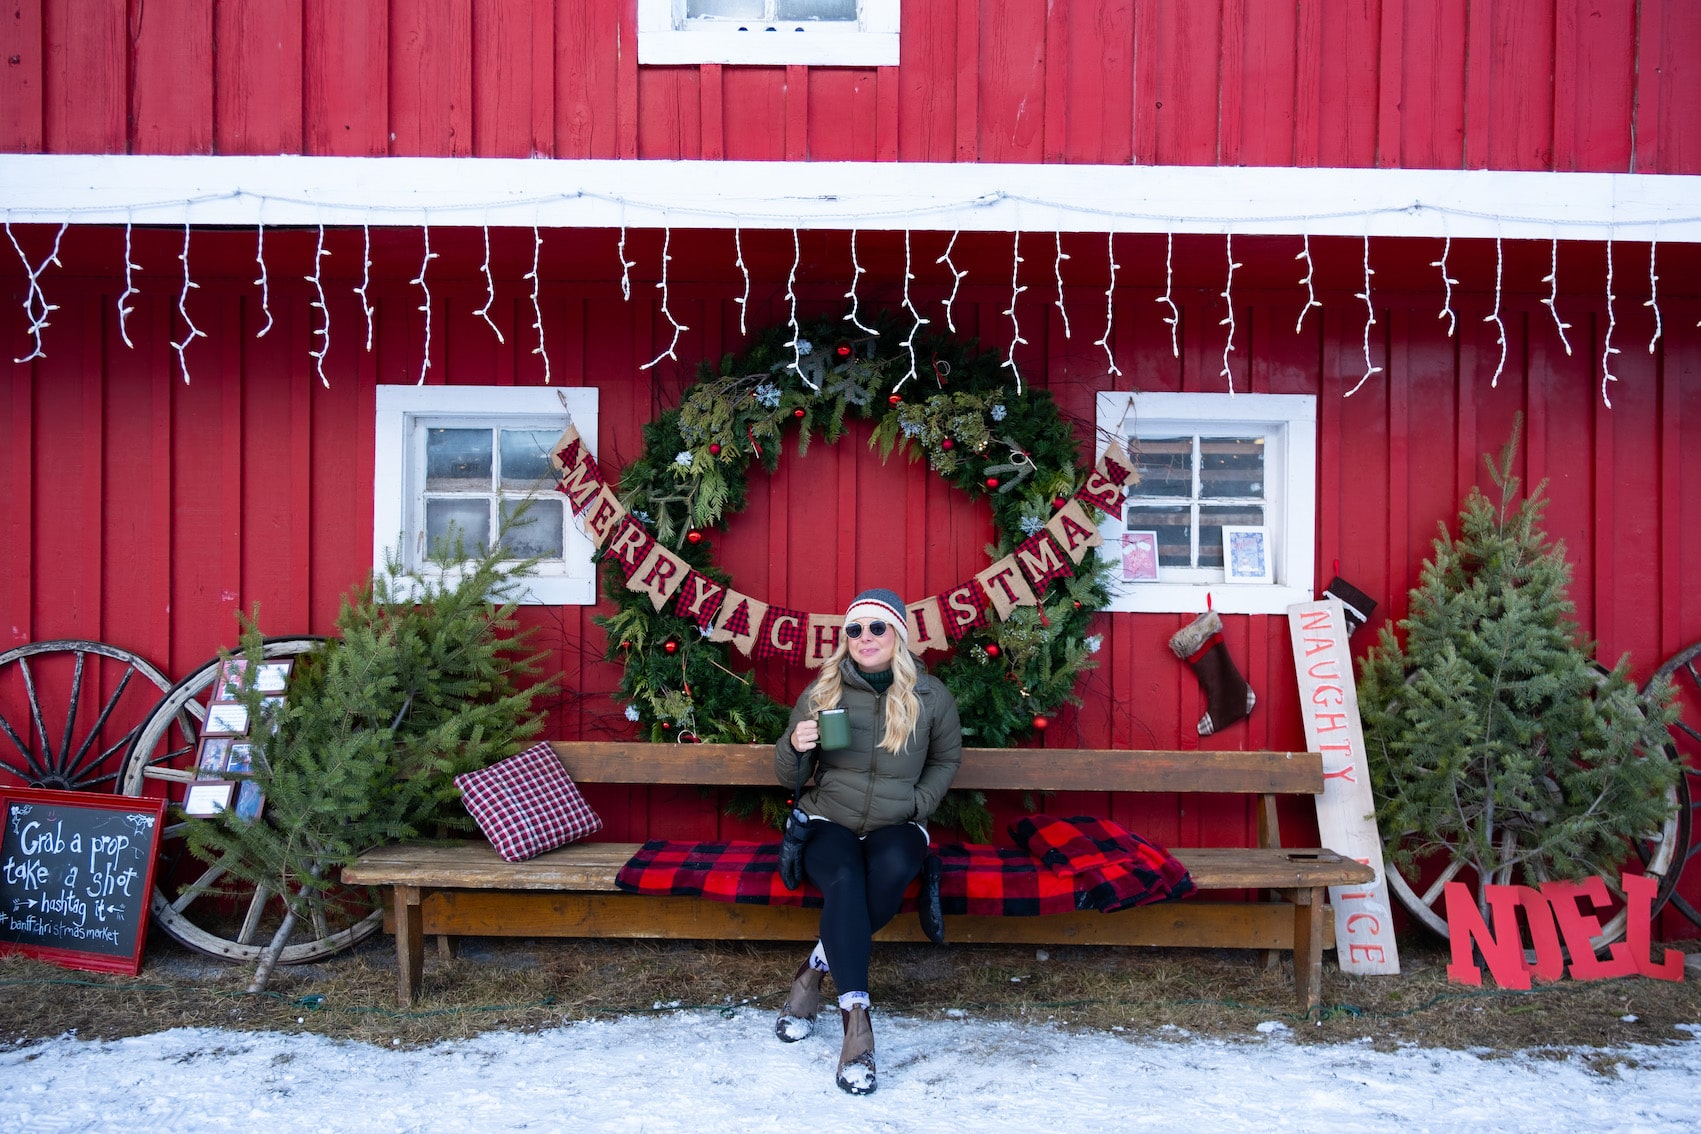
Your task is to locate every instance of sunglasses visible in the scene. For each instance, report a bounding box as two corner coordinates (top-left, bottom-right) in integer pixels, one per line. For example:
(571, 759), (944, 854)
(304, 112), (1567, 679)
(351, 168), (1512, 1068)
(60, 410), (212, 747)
(844, 620), (889, 640)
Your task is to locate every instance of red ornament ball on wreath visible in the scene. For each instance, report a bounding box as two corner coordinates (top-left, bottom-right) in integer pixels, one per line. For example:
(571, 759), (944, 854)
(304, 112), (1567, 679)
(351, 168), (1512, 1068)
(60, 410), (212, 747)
(1032, 715), (1050, 731)
(985, 477), (1000, 489)
(686, 530), (704, 545)
(985, 644), (1001, 658)
(888, 394), (902, 405)
(708, 443), (721, 456)
(793, 408), (806, 419)
(941, 438), (955, 451)
(663, 639), (679, 654)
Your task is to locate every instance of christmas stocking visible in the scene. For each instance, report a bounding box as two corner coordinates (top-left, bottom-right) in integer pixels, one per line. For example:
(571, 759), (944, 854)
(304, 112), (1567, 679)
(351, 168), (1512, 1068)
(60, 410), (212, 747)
(1168, 611), (1256, 736)
(1321, 575), (1377, 636)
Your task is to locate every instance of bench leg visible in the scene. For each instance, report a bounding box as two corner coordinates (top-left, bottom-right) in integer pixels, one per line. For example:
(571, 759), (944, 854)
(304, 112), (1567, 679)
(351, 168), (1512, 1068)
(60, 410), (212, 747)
(1290, 886), (1323, 1017)
(395, 885), (425, 1007)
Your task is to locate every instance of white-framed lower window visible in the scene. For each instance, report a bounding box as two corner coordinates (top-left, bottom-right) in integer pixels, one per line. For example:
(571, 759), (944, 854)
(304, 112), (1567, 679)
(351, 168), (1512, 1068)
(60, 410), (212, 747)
(373, 385), (600, 606)
(1094, 391), (1316, 615)
(637, 0), (899, 66)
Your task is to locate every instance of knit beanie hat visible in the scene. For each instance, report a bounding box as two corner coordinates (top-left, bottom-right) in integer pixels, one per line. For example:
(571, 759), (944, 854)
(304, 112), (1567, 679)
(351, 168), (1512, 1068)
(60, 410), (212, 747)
(844, 587), (908, 642)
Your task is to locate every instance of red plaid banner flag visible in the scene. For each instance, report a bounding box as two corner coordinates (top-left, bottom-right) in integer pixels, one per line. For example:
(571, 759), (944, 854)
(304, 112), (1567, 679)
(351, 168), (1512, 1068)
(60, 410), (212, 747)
(605, 515), (655, 579)
(939, 578), (991, 641)
(1015, 531), (1073, 594)
(753, 605), (807, 663)
(672, 571), (727, 629)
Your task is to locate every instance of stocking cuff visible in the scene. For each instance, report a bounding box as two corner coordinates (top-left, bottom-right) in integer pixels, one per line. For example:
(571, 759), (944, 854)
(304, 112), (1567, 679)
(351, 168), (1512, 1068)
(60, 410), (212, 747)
(1167, 610), (1224, 660)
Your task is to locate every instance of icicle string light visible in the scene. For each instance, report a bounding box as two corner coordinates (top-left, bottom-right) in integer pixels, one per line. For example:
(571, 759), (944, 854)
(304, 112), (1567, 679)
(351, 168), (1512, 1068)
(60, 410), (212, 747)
(356, 219), (377, 351)
(412, 222), (439, 384)
(1431, 234), (1459, 337)
(7, 220), (65, 364)
(784, 228), (811, 388)
(1053, 231), (1072, 338)
(844, 228), (875, 335)
(1345, 234), (1382, 397)
(1295, 232), (1322, 333)
(1217, 233), (1243, 392)
(899, 228), (930, 390)
(1540, 237), (1573, 357)
(253, 218), (274, 339)
(1000, 230), (1029, 393)
(117, 219), (140, 349)
(617, 224), (636, 301)
(734, 227), (750, 335)
(936, 230), (966, 333)
(306, 222), (331, 388)
(171, 221), (206, 384)
(1484, 234), (1507, 387)
(1602, 240), (1621, 408)
(475, 223), (506, 344)
(640, 226), (688, 371)
(1094, 232), (1121, 377)
(526, 224), (552, 383)
(1646, 232), (1662, 354)
(1157, 232), (1180, 358)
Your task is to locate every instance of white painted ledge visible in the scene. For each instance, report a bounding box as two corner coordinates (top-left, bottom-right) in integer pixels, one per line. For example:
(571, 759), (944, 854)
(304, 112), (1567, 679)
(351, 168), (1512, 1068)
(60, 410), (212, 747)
(1, 154), (1698, 241)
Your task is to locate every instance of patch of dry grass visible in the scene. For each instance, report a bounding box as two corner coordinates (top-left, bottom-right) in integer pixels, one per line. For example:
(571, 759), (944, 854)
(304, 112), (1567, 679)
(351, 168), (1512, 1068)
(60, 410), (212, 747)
(2, 933), (1698, 1053)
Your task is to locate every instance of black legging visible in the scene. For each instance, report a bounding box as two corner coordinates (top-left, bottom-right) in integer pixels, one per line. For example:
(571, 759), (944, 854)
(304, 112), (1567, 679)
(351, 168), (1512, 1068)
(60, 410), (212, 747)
(803, 819), (928, 997)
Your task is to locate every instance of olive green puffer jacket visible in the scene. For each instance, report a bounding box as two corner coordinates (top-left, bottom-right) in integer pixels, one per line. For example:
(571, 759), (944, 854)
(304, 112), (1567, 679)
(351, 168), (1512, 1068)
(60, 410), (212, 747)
(774, 658), (963, 837)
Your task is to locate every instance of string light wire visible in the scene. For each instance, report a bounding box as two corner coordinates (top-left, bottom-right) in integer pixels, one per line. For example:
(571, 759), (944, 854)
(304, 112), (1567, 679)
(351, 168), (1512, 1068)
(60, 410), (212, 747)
(171, 221), (206, 384)
(1345, 233), (1382, 396)
(1602, 239), (1621, 408)
(1431, 233), (1458, 337)
(7, 219), (65, 364)
(1218, 232), (1242, 393)
(252, 213), (274, 339)
(1094, 232), (1121, 377)
(1053, 231), (1072, 338)
(844, 228), (875, 335)
(784, 227), (810, 387)
(117, 218), (140, 349)
(898, 228), (930, 390)
(936, 229), (966, 333)
(412, 222), (439, 384)
(475, 222), (506, 344)
(733, 227), (750, 335)
(1646, 230), (1662, 354)
(1001, 230), (1029, 393)
(640, 226), (688, 371)
(527, 223), (552, 383)
(306, 222), (331, 387)
(1157, 231), (1180, 359)
(1540, 236), (1573, 356)
(1295, 231), (1322, 333)
(1484, 233), (1507, 387)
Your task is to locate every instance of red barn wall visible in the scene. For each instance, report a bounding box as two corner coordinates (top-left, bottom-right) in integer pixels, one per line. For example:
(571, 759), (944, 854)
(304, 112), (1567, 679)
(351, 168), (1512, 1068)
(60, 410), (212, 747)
(1, 0), (1697, 173)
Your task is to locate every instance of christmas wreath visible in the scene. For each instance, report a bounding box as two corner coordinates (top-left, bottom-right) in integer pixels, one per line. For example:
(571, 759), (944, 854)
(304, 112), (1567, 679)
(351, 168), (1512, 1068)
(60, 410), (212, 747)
(594, 313), (1115, 768)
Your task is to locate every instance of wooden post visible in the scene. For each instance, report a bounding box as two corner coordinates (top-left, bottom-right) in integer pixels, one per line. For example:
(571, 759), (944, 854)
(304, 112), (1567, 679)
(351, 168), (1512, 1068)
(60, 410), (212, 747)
(396, 885), (425, 1006)
(1290, 886), (1323, 1015)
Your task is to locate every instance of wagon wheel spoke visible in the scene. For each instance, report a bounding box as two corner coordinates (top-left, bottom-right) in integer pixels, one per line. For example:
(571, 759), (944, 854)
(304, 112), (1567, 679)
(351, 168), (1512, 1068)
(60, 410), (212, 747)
(0, 641), (175, 791)
(0, 700), (52, 783)
(172, 863), (228, 914)
(60, 667), (141, 782)
(237, 884), (272, 946)
(57, 649), (86, 770)
(1417, 857), (1466, 909)
(18, 657), (55, 772)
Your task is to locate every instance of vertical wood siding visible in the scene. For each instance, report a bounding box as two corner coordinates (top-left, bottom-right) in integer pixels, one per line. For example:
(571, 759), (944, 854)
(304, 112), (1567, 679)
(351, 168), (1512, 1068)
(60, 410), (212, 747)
(1, 0), (1695, 172)
(4, 225), (1700, 931)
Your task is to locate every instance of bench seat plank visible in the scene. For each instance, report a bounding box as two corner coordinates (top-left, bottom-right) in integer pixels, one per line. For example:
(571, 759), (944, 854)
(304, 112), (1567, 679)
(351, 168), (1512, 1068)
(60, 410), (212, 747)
(345, 839), (1373, 893)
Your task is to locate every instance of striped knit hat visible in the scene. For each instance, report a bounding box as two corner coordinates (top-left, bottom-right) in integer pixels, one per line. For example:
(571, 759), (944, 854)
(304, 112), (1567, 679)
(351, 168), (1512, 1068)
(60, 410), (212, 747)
(844, 587), (908, 642)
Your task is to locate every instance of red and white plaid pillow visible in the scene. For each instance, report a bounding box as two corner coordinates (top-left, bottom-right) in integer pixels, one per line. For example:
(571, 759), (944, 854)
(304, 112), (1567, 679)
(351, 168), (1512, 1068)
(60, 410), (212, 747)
(455, 742), (603, 862)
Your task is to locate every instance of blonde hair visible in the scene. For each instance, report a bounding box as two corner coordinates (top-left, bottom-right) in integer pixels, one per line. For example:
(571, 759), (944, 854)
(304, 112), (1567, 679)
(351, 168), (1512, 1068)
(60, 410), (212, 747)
(808, 638), (921, 752)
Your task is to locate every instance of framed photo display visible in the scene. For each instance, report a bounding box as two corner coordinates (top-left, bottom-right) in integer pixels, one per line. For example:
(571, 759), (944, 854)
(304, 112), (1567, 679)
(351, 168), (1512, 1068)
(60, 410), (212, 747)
(1222, 525), (1273, 583)
(1120, 530), (1160, 582)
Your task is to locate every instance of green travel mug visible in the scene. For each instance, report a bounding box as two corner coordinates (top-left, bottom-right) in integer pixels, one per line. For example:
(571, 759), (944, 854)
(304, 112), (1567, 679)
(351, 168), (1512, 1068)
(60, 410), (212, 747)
(818, 708), (850, 750)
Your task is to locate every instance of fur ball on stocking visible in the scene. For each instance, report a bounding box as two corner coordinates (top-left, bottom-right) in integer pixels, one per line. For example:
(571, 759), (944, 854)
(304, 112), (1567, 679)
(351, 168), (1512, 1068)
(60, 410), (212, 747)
(1168, 610), (1256, 736)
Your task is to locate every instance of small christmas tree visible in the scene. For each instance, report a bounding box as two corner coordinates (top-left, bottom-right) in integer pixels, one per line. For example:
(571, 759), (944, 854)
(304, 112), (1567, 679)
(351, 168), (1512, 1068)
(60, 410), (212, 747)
(1360, 419), (1679, 917)
(187, 540), (552, 988)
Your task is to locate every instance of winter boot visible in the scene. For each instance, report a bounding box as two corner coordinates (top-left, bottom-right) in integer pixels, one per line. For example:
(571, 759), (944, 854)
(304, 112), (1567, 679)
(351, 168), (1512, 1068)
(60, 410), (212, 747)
(773, 960), (824, 1042)
(835, 1005), (877, 1095)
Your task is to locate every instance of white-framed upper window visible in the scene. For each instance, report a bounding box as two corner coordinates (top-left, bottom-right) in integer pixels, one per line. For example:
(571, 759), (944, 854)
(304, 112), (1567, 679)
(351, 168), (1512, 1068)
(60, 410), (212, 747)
(373, 385), (600, 606)
(637, 0), (899, 66)
(1094, 392), (1316, 615)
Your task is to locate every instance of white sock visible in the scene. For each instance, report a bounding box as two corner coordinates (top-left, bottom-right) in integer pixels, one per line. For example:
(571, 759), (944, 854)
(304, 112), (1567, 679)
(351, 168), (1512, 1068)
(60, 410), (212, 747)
(809, 942), (831, 973)
(838, 991), (870, 1012)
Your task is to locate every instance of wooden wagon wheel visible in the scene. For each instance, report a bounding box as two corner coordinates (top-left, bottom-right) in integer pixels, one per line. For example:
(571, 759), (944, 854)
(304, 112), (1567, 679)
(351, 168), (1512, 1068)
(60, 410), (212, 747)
(0, 640), (175, 791)
(1645, 641), (1701, 929)
(1383, 665), (1685, 948)
(117, 637), (385, 965)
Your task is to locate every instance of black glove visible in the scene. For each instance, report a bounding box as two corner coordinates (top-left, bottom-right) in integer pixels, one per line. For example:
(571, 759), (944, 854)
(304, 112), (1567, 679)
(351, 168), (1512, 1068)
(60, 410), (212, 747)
(778, 808), (813, 891)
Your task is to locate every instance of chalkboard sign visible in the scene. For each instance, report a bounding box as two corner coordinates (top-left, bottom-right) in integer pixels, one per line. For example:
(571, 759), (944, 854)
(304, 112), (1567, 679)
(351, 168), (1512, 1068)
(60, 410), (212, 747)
(0, 787), (165, 975)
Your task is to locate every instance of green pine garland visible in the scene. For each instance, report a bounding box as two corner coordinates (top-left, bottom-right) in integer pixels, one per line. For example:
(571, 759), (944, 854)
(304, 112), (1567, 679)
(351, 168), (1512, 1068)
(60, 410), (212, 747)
(598, 313), (1114, 776)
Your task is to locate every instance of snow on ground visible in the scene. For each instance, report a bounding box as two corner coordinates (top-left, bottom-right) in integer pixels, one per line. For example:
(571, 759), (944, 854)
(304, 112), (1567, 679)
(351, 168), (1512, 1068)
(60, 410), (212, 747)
(4, 1012), (1701, 1133)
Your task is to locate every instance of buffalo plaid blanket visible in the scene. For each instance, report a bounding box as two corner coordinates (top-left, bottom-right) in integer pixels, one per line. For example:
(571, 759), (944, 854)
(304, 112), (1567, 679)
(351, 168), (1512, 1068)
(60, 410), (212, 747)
(614, 815), (1194, 916)
(1010, 814), (1196, 912)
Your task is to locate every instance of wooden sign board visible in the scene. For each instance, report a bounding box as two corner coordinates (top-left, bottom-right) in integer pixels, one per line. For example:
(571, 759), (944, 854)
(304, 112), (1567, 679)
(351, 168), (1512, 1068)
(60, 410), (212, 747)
(0, 787), (166, 975)
(1287, 599), (1400, 975)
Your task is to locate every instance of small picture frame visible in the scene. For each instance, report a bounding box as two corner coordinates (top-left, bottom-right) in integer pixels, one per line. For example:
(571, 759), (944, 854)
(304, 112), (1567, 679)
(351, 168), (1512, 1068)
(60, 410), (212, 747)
(224, 742), (256, 775)
(211, 657), (248, 702)
(202, 702), (250, 737)
(183, 781), (235, 817)
(1222, 525), (1273, 583)
(1120, 530), (1160, 582)
(254, 697), (286, 734)
(233, 781), (265, 823)
(253, 660), (293, 695)
(195, 736), (232, 776)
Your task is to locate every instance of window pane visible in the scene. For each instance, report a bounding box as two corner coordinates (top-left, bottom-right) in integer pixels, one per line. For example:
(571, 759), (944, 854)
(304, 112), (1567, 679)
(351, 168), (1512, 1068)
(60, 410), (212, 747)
(425, 499), (490, 557)
(499, 499), (566, 559)
(1199, 436), (1264, 500)
(1199, 505), (1265, 569)
(1130, 437), (1193, 499)
(426, 428), (493, 491)
(777, 0), (857, 18)
(688, 0), (764, 17)
(499, 430), (558, 491)
(1125, 504), (1193, 567)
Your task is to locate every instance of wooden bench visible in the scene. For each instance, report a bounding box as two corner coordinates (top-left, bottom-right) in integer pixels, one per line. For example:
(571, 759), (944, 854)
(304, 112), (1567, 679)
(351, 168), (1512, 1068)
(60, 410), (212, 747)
(345, 742), (1375, 1013)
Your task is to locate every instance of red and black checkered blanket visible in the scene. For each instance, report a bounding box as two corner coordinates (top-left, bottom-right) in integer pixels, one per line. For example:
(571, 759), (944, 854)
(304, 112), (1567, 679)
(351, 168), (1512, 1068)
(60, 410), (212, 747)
(614, 815), (1194, 916)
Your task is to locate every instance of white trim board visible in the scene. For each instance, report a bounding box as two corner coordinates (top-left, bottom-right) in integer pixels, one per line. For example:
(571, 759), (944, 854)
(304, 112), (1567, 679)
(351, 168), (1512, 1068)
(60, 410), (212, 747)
(3, 154), (1699, 242)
